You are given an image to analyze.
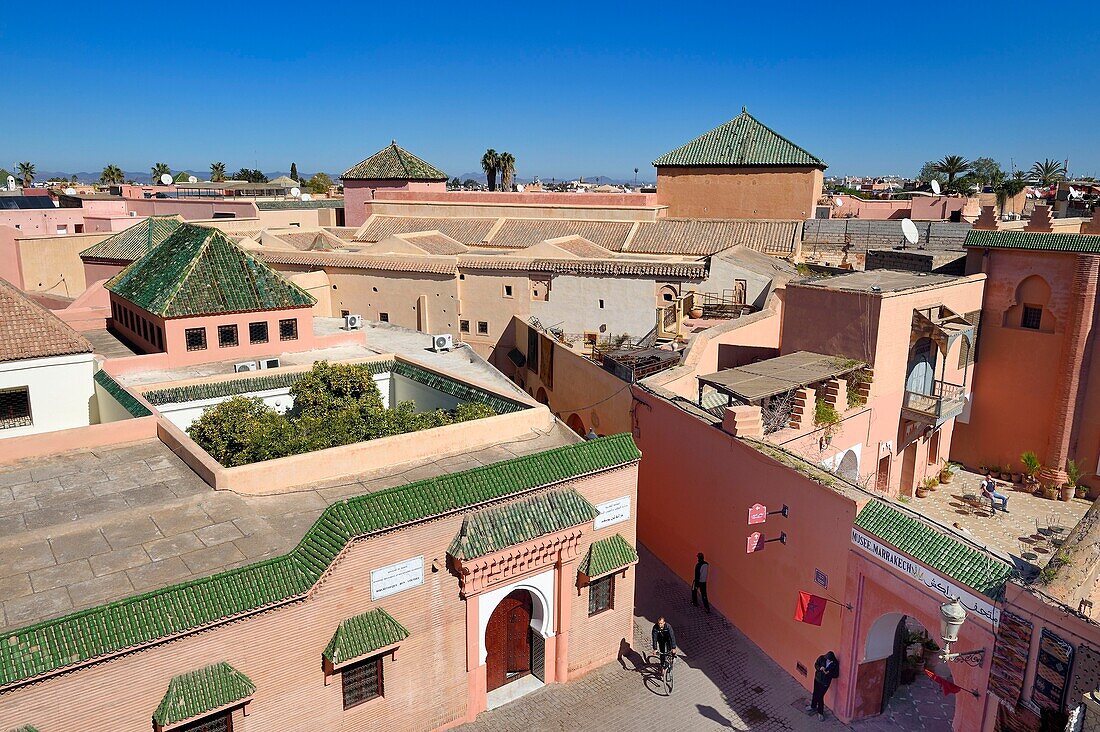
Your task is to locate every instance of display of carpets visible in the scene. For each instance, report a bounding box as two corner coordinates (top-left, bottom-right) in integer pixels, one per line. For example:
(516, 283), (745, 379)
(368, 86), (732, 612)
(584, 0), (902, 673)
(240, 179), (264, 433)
(1032, 627), (1075, 711)
(990, 611), (1033, 706)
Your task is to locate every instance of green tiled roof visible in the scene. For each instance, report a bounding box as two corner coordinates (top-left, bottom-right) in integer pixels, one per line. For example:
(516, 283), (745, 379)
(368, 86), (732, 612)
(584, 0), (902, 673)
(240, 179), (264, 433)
(854, 500), (1012, 598)
(105, 223), (316, 317)
(256, 199), (344, 210)
(0, 435), (638, 688)
(79, 216), (183, 263)
(342, 141), (447, 181)
(94, 369), (152, 417)
(652, 109), (826, 169)
(449, 487), (598, 559)
(323, 608), (410, 665)
(579, 533), (638, 578)
(153, 662), (255, 726)
(964, 229), (1100, 253)
(7, 726), (39, 732)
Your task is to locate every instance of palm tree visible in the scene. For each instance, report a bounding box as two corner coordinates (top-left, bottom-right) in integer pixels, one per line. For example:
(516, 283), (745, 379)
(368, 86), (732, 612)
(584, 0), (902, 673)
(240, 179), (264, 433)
(499, 152), (516, 191)
(100, 164), (124, 185)
(996, 177), (1028, 217)
(16, 162), (35, 188)
(481, 149), (500, 191)
(151, 162), (171, 184)
(210, 162), (226, 183)
(1030, 159), (1067, 187)
(932, 155), (971, 184)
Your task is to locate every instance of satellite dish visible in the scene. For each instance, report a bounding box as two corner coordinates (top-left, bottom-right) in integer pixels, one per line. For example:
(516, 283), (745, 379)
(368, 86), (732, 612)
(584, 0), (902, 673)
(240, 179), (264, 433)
(300, 193), (312, 201)
(188, 175), (198, 184)
(5, 175), (14, 191)
(160, 173), (172, 185)
(930, 179), (942, 195)
(290, 187), (301, 198)
(64, 187), (76, 196)
(833, 197), (843, 207)
(901, 218), (919, 245)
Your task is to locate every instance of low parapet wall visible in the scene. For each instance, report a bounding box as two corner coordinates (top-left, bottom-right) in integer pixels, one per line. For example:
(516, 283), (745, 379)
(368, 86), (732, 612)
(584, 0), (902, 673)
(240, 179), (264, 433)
(0, 417), (157, 465)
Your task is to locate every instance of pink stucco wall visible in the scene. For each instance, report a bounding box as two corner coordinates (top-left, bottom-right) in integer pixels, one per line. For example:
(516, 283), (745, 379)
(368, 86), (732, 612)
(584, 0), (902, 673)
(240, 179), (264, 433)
(372, 190), (658, 207)
(124, 197), (259, 220)
(343, 180), (447, 227)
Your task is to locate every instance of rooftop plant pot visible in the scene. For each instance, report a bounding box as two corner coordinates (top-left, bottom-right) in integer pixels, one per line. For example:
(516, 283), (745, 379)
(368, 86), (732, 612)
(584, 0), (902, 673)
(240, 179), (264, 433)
(689, 307), (703, 319)
(916, 487), (929, 498)
(1060, 485), (1075, 502)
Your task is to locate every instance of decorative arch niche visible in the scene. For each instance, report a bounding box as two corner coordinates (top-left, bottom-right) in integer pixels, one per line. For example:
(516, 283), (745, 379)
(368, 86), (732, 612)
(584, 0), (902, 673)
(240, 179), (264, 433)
(1003, 275), (1056, 333)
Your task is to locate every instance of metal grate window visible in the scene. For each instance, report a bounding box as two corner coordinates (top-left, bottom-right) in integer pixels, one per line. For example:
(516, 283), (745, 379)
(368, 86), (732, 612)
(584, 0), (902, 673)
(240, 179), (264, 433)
(477, 321), (489, 335)
(1021, 305), (1043, 330)
(342, 655), (383, 709)
(249, 321), (269, 344)
(185, 328), (208, 351)
(218, 324), (239, 348)
(460, 320), (470, 333)
(178, 712), (231, 732)
(279, 318), (298, 341)
(588, 574), (614, 616)
(0, 387), (32, 429)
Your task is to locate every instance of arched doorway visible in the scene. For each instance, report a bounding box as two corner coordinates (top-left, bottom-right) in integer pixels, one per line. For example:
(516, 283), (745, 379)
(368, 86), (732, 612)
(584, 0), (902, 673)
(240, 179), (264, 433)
(485, 589), (533, 692)
(865, 614), (955, 729)
(535, 387), (548, 405)
(906, 338), (937, 396)
(566, 413), (585, 436)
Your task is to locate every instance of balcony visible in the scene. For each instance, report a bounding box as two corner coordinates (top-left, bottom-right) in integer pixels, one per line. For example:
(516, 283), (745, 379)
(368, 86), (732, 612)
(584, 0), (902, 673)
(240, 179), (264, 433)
(901, 380), (965, 426)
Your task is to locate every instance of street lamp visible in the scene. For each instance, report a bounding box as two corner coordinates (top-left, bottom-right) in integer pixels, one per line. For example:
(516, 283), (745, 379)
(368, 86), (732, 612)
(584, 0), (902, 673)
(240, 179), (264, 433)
(938, 598), (986, 667)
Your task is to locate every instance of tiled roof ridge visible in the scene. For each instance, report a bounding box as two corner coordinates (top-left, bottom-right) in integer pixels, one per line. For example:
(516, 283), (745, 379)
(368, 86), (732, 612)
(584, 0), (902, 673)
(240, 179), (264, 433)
(736, 109), (825, 167)
(0, 277), (93, 363)
(93, 370), (152, 417)
(322, 607), (410, 665)
(579, 533), (639, 577)
(0, 435), (639, 688)
(964, 228), (1100, 253)
(448, 487), (599, 559)
(652, 109), (825, 168)
(152, 661), (256, 726)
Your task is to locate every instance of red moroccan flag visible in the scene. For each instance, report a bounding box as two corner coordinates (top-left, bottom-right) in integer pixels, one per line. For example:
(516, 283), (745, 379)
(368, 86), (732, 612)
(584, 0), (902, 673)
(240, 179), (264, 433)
(794, 591), (828, 626)
(924, 668), (963, 696)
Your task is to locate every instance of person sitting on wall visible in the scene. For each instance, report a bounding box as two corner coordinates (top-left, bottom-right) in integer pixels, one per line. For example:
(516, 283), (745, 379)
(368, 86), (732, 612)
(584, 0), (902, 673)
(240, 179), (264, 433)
(981, 473), (1009, 514)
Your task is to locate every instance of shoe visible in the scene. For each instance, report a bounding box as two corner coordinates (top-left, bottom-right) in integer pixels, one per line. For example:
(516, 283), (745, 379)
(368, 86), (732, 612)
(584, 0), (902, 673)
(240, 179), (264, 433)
(1002, 508), (1010, 513)
(805, 706), (815, 714)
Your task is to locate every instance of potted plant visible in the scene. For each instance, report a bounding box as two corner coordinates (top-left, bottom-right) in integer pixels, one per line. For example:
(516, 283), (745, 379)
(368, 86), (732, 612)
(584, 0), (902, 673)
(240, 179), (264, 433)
(1001, 464), (1013, 481)
(1043, 483), (1059, 500)
(1021, 451), (1042, 486)
(1077, 485), (1089, 499)
(939, 459), (961, 485)
(916, 483), (929, 498)
(1063, 459), (1081, 502)
(814, 400), (841, 442)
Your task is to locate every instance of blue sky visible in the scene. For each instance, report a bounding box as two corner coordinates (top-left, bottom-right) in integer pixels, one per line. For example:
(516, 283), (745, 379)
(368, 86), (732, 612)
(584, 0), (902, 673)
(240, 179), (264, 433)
(2, 2), (1098, 180)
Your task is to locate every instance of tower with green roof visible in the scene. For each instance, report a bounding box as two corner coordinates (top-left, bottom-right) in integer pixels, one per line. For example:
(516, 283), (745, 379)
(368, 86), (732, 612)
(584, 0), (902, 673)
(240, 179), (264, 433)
(341, 140), (448, 227)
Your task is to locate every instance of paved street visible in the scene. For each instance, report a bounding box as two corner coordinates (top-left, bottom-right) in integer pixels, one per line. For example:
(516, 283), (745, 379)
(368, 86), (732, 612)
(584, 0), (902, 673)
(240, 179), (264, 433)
(459, 546), (851, 731)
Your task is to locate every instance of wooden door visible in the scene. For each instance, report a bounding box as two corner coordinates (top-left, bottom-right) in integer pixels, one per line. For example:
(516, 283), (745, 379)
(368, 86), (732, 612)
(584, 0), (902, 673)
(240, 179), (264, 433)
(485, 590), (533, 692)
(881, 616), (908, 712)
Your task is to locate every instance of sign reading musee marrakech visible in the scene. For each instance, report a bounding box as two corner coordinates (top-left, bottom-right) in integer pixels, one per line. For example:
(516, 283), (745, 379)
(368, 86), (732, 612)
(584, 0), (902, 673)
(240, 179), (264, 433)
(594, 496), (631, 530)
(851, 529), (1000, 626)
(370, 556), (424, 601)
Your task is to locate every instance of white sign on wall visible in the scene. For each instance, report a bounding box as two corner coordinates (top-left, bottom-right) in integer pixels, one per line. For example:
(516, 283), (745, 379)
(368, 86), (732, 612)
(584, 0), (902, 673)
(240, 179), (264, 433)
(594, 495), (631, 530)
(370, 556), (424, 601)
(851, 529), (1000, 626)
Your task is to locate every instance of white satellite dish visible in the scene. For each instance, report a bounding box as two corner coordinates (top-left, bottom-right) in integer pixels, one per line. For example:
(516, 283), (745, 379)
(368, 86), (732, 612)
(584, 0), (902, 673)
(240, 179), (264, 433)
(64, 187), (76, 196)
(901, 218), (919, 245)
(5, 175), (14, 191)
(300, 193), (312, 201)
(1069, 186), (1079, 199)
(930, 179), (942, 195)
(290, 187), (301, 198)
(160, 173), (172, 185)
(833, 197), (843, 207)
(188, 175), (198, 184)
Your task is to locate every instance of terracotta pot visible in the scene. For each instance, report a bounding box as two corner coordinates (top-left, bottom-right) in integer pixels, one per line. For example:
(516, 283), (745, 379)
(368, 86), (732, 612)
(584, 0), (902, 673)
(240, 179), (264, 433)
(916, 488), (928, 498)
(689, 307), (703, 319)
(940, 472), (954, 485)
(1060, 485), (1075, 502)
(1012, 472), (1023, 483)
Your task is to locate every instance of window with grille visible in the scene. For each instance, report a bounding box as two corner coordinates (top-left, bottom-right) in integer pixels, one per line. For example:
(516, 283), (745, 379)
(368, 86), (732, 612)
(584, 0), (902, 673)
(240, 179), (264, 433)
(460, 320), (470, 333)
(588, 574), (614, 616)
(249, 321), (268, 344)
(185, 327), (207, 351)
(178, 712), (231, 732)
(1021, 305), (1043, 330)
(279, 318), (298, 341)
(379, 312), (389, 323)
(218, 324), (239, 348)
(0, 387), (32, 429)
(342, 655), (383, 709)
(477, 321), (489, 335)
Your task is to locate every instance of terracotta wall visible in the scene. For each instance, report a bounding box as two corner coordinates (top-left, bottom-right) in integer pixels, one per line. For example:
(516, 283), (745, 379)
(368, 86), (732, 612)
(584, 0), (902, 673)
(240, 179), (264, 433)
(656, 166), (823, 219)
(125, 197), (259, 220)
(344, 181), (446, 228)
(366, 192), (663, 223)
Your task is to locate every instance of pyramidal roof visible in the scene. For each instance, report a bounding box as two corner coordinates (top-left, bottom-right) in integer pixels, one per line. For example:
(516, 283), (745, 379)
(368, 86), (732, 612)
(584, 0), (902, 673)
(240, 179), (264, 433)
(342, 141), (447, 181)
(105, 223), (316, 318)
(79, 215), (184, 263)
(653, 109), (826, 169)
(0, 277), (91, 363)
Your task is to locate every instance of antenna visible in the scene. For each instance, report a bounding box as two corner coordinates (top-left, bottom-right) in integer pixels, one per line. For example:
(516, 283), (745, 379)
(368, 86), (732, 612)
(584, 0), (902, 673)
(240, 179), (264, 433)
(901, 218), (919, 246)
(160, 173), (172, 185)
(930, 179), (942, 195)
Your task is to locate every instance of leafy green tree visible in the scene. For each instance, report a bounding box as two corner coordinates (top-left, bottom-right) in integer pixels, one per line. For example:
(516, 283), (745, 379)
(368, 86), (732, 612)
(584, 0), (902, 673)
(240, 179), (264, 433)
(305, 172), (333, 195)
(969, 157), (1003, 187)
(462, 178), (478, 189)
(151, 162), (171, 184)
(1030, 159), (1067, 187)
(933, 155), (971, 184)
(289, 361), (385, 418)
(16, 162), (35, 187)
(100, 164), (124, 184)
(289, 162), (298, 182)
(481, 149), (500, 191)
(185, 397), (294, 467)
(915, 161), (945, 184)
(210, 162), (226, 182)
(499, 152), (516, 191)
(232, 168), (268, 183)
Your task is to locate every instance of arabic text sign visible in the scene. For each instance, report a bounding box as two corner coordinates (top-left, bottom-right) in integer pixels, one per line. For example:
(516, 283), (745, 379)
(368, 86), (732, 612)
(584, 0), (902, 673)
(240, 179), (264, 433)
(370, 556), (424, 601)
(594, 495), (631, 530)
(747, 531), (763, 554)
(850, 529), (1000, 625)
(748, 503), (767, 525)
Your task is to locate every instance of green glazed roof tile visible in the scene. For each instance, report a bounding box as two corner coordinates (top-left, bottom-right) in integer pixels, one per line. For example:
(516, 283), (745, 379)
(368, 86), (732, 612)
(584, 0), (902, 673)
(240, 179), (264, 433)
(854, 500), (1012, 598)
(94, 370), (152, 417)
(105, 223), (316, 317)
(579, 533), (638, 578)
(322, 608), (409, 665)
(342, 142), (447, 181)
(152, 662), (256, 726)
(79, 216), (184, 262)
(964, 229), (1100, 253)
(256, 199), (344, 210)
(0, 435), (639, 688)
(653, 109), (826, 168)
(448, 487), (598, 559)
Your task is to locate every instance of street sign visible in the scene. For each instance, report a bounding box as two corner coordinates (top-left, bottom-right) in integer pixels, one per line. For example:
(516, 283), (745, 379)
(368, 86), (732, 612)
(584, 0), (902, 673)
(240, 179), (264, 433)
(747, 531), (764, 553)
(748, 503), (767, 525)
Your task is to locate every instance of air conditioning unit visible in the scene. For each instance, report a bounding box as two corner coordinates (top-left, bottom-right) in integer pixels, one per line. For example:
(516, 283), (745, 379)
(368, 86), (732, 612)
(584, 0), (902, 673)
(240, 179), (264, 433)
(430, 334), (454, 352)
(259, 358), (280, 369)
(344, 313), (363, 330)
(234, 361), (259, 373)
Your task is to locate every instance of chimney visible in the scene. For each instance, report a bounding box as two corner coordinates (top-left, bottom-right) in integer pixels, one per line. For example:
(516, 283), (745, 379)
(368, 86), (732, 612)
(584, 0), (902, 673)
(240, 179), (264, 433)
(1025, 203), (1054, 233)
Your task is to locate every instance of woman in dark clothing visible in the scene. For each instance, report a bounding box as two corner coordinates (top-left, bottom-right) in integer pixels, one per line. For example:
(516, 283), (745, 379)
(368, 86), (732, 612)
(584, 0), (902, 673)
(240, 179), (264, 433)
(809, 651), (839, 718)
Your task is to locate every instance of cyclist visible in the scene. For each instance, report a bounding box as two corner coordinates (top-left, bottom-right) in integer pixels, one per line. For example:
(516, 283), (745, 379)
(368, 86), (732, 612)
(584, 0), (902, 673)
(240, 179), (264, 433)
(651, 616), (677, 672)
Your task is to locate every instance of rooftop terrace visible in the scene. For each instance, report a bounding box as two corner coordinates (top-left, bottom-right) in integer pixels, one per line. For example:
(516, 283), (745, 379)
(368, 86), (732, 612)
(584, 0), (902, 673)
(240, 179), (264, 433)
(793, 270), (963, 294)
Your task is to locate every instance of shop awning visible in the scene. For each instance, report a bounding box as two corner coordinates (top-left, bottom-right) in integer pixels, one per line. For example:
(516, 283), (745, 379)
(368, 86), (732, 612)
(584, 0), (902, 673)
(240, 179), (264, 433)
(323, 608), (410, 668)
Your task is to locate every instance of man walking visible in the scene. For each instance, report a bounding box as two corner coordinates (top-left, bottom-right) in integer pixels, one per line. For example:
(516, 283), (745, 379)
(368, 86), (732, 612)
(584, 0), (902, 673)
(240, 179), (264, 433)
(808, 651), (840, 719)
(692, 552), (710, 613)
(981, 473), (1009, 514)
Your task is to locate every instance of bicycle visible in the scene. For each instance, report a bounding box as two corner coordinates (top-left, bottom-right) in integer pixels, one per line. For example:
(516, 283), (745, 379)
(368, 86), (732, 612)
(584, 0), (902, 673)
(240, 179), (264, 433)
(652, 649), (675, 695)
